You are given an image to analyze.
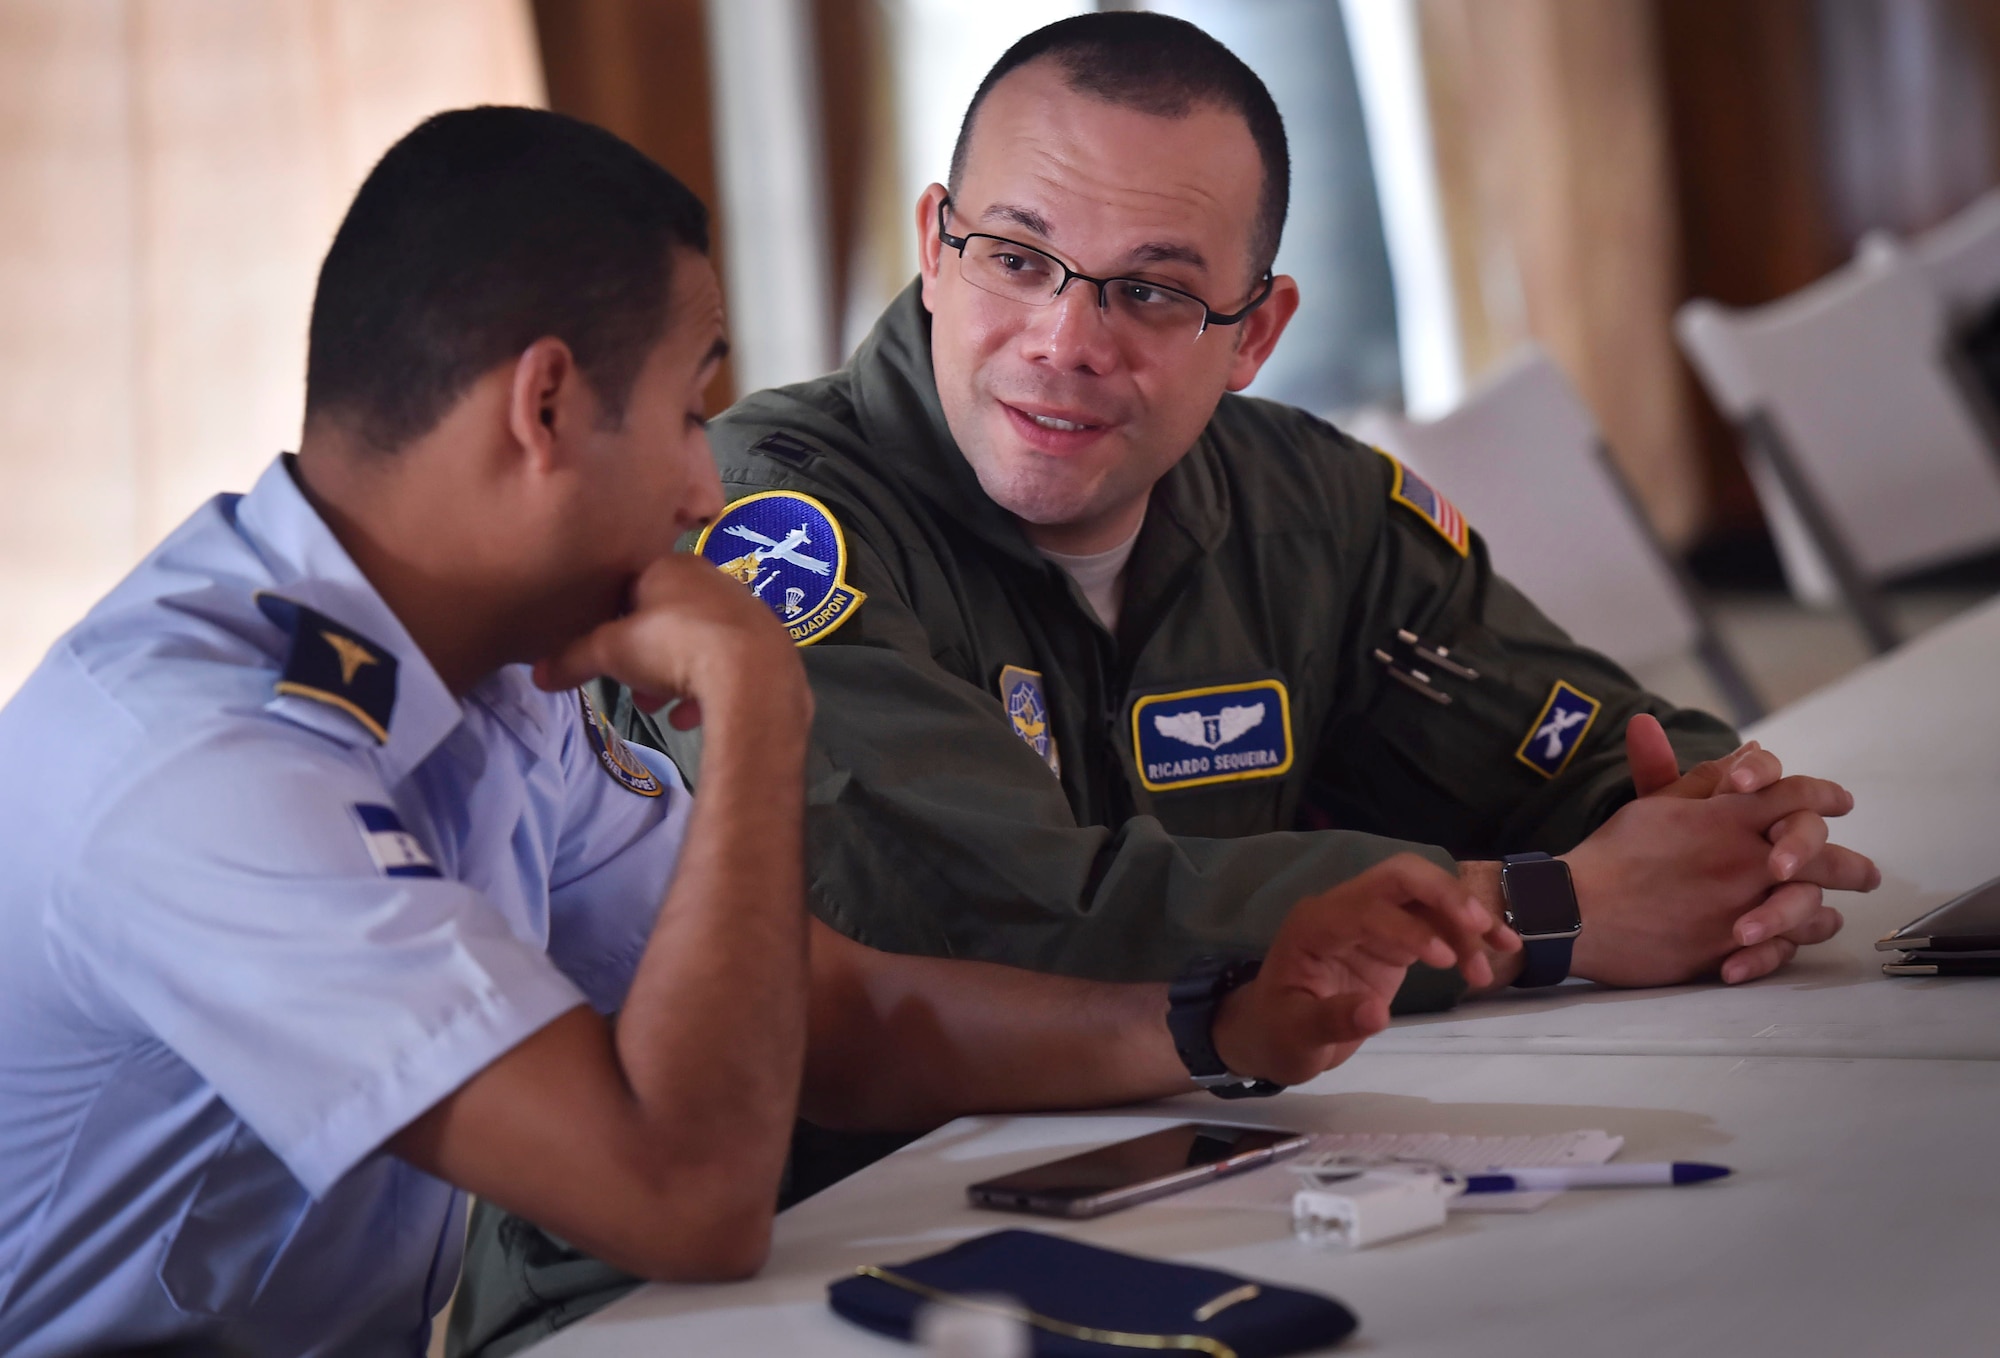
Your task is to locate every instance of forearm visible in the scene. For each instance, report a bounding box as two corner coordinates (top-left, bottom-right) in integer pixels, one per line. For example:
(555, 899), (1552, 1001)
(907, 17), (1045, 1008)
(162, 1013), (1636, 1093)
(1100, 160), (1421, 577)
(613, 687), (812, 1221)
(801, 921), (1191, 1131)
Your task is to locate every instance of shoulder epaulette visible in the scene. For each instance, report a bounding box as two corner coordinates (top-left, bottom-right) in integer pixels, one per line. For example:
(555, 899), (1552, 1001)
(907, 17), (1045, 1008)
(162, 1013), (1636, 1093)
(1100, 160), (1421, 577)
(254, 593), (398, 743)
(747, 431), (821, 470)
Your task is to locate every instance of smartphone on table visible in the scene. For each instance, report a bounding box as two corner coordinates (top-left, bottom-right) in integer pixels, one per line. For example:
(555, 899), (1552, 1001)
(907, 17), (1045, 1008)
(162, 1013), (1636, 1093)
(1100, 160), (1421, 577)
(967, 1123), (1310, 1219)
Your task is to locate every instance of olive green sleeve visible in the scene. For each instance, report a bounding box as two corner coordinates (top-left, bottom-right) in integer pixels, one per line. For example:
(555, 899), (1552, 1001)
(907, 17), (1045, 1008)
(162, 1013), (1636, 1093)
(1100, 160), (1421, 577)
(1305, 449), (1742, 859)
(627, 527), (1463, 994)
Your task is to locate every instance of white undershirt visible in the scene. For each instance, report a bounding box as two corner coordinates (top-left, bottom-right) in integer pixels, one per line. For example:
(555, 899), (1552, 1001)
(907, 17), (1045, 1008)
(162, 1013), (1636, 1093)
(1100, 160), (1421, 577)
(1038, 521), (1142, 633)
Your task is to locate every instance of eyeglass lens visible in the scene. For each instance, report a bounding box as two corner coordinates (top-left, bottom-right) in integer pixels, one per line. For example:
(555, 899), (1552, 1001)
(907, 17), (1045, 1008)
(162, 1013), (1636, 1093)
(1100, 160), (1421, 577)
(955, 236), (1209, 336)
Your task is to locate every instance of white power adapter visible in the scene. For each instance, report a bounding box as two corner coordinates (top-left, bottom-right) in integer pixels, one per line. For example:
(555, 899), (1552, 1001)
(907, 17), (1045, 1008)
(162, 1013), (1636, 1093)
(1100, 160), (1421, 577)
(1291, 1166), (1460, 1249)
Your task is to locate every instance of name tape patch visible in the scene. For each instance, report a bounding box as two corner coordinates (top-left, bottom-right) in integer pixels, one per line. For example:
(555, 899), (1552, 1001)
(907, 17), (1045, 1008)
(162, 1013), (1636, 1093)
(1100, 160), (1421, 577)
(1516, 680), (1602, 778)
(1376, 449), (1470, 557)
(1132, 679), (1293, 793)
(998, 664), (1060, 777)
(579, 689), (665, 797)
(695, 490), (866, 646)
(351, 803), (441, 878)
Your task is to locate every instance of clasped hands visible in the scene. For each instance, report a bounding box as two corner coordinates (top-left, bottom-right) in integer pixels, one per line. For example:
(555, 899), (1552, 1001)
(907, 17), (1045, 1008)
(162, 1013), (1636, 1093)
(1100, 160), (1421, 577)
(1560, 712), (1879, 987)
(1211, 714), (1880, 1089)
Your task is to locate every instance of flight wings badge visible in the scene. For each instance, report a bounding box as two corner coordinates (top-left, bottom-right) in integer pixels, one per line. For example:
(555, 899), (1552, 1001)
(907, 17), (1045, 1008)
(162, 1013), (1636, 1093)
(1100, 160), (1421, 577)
(1131, 679), (1293, 793)
(695, 490), (866, 646)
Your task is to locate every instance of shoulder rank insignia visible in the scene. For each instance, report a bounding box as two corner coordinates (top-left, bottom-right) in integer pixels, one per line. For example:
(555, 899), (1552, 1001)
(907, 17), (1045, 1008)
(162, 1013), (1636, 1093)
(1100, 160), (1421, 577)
(695, 490), (865, 646)
(1375, 448), (1470, 556)
(997, 665), (1060, 777)
(1517, 680), (1602, 778)
(748, 431), (821, 469)
(1131, 679), (1293, 794)
(255, 593), (397, 743)
(578, 689), (665, 797)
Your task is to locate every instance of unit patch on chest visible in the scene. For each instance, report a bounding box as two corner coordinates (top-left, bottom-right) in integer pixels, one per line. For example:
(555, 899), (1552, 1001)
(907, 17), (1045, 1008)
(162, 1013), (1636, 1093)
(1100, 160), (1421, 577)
(578, 689), (666, 797)
(997, 665), (1060, 777)
(695, 490), (865, 646)
(1516, 680), (1601, 778)
(1131, 679), (1293, 793)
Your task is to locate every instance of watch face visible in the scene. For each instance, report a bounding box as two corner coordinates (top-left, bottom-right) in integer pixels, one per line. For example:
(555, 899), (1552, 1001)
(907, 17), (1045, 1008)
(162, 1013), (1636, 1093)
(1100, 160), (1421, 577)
(1505, 857), (1581, 936)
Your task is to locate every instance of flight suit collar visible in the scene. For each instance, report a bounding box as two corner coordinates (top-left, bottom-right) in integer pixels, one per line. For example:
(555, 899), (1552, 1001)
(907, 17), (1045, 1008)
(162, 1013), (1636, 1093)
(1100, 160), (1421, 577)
(848, 282), (1234, 632)
(235, 455), (472, 784)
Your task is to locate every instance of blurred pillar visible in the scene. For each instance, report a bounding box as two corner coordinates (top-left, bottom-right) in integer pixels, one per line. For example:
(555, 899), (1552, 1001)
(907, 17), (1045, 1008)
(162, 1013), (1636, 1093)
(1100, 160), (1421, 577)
(1147, 0), (1402, 417)
(1341, 0), (1459, 417)
(532, 0), (732, 399)
(705, 0), (838, 393)
(1653, 0), (1840, 542)
(1420, 0), (1703, 547)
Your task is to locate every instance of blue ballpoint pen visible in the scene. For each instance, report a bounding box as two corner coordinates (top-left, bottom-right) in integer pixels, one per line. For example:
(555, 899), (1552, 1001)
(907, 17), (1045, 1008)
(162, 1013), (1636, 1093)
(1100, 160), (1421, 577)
(1461, 1163), (1732, 1193)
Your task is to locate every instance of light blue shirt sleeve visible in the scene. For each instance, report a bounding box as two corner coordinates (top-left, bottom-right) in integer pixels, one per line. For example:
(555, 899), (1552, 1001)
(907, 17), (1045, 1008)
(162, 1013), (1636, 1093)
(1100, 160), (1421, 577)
(44, 722), (588, 1199)
(546, 727), (695, 1014)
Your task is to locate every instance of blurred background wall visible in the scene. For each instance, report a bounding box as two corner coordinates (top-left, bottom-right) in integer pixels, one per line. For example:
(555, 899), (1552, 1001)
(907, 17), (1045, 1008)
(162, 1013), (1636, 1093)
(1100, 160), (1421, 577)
(0, 0), (542, 698)
(5, 0), (2000, 699)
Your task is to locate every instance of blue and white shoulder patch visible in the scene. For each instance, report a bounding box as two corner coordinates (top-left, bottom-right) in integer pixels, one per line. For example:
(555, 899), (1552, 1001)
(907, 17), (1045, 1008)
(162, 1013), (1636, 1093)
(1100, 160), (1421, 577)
(1375, 448), (1470, 557)
(256, 592), (398, 743)
(579, 689), (665, 797)
(1517, 680), (1602, 778)
(350, 803), (441, 878)
(1132, 679), (1293, 793)
(695, 490), (866, 646)
(998, 664), (1060, 777)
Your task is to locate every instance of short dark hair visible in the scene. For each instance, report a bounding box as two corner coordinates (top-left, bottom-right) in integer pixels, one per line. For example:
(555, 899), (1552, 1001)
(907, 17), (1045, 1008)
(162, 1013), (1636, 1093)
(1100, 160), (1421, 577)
(947, 12), (1289, 277)
(305, 106), (710, 453)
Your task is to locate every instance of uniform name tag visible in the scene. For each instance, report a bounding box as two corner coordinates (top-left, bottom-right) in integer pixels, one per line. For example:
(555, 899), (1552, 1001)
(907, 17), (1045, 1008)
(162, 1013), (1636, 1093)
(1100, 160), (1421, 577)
(351, 803), (441, 878)
(1517, 681), (1601, 778)
(1131, 680), (1294, 793)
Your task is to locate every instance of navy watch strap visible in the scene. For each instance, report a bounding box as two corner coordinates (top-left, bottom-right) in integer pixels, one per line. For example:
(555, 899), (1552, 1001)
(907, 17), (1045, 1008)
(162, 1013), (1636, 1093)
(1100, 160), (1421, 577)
(1515, 932), (1576, 988)
(1504, 852), (1578, 989)
(1166, 957), (1284, 1099)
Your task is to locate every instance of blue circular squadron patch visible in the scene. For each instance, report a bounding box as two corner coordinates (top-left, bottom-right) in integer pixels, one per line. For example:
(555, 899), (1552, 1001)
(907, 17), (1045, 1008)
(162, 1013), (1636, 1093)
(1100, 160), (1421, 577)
(578, 689), (664, 797)
(694, 490), (866, 646)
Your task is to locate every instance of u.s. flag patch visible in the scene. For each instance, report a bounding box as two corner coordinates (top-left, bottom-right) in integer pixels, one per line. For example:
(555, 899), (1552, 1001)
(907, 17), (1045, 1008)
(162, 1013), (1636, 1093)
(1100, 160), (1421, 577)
(1516, 681), (1602, 778)
(1131, 679), (1294, 793)
(1378, 450), (1470, 556)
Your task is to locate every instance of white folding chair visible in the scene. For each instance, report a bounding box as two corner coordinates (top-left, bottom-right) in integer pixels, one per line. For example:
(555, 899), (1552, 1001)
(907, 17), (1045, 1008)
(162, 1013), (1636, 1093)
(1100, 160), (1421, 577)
(1900, 188), (2000, 317)
(1677, 241), (2000, 653)
(1345, 346), (1765, 724)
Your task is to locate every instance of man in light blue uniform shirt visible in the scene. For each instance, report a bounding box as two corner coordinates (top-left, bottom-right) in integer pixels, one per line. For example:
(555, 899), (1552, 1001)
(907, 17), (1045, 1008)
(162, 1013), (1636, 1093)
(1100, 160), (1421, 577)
(0, 455), (691, 1352)
(0, 107), (1508, 1356)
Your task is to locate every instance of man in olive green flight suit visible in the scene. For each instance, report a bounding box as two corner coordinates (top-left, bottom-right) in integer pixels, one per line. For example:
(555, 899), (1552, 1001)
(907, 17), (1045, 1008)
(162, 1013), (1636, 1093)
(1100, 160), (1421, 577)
(451, 14), (1876, 1353)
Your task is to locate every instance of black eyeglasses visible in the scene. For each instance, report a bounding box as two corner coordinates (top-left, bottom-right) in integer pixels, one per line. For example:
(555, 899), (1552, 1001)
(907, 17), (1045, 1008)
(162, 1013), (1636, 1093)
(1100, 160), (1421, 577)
(937, 198), (1273, 341)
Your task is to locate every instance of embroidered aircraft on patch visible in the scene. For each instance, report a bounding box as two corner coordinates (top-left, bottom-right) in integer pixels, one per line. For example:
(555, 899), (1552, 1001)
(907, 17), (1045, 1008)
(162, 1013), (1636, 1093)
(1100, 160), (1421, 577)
(695, 491), (866, 645)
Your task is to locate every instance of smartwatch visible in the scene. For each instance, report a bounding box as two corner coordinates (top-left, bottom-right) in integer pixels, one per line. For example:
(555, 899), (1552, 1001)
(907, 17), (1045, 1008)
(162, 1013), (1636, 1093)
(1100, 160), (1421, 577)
(1501, 852), (1582, 987)
(1166, 956), (1284, 1099)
